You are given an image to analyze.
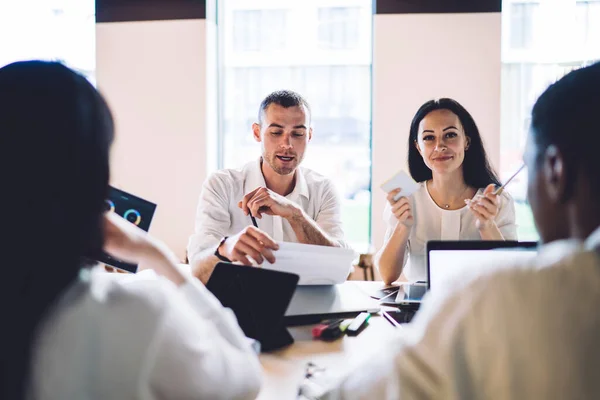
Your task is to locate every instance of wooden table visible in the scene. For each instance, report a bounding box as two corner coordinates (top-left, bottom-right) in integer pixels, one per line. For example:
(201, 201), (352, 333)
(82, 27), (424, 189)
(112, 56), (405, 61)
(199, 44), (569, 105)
(257, 282), (398, 400)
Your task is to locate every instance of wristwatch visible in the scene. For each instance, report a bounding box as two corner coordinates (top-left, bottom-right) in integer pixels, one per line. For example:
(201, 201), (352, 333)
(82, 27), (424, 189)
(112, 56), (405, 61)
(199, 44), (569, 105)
(214, 236), (231, 262)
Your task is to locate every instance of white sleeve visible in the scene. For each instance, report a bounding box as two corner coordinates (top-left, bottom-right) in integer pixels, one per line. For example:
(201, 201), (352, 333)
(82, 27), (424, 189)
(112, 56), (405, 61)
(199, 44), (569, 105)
(147, 279), (262, 400)
(495, 191), (517, 240)
(187, 174), (232, 262)
(315, 179), (350, 248)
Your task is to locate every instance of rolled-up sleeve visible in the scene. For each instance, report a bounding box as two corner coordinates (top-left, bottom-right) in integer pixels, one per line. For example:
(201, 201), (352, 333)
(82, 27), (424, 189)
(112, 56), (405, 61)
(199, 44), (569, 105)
(316, 179), (350, 248)
(187, 174), (232, 262)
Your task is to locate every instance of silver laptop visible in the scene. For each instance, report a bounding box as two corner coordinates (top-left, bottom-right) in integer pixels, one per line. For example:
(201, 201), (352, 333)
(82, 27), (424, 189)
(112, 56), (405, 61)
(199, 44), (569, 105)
(283, 283), (380, 325)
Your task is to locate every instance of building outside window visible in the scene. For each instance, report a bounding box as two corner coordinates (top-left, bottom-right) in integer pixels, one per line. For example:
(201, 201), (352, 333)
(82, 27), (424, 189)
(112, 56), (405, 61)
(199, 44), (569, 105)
(218, 0), (373, 251)
(501, 0), (600, 240)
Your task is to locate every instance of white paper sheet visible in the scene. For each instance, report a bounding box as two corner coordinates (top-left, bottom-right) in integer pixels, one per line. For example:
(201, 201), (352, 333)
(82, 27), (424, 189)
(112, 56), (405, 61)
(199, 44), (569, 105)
(380, 170), (420, 201)
(261, 242), (356, 285)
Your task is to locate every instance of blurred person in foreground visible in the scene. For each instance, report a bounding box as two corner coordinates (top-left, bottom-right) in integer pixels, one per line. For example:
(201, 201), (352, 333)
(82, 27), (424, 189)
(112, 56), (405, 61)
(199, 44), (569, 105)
(1, 61), (261, 400)
(323, 62), (600, 399)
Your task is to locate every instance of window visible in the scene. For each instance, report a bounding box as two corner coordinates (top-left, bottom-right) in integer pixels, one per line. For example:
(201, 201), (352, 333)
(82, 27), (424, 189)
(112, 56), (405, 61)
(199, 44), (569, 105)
(501, 0), (600, 241)
(219, 0), (373, 251)
(232, 9), (287, 52)
(0, 0), (95, 83)
(509, 2), (538, 49)
(318, 7), (361, 50)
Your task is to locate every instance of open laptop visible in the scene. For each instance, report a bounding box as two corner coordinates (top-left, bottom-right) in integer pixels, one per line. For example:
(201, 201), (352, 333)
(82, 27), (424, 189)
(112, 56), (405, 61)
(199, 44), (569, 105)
(97, 186), (157, 272)
(427, 240), (539, 290)
(383, 240), (538, 310)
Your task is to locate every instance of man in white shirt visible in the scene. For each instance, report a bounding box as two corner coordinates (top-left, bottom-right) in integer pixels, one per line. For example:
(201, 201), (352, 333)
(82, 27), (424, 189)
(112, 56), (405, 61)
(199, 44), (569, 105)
(322, 64), (600, 398)
(188, 90), (348, 283)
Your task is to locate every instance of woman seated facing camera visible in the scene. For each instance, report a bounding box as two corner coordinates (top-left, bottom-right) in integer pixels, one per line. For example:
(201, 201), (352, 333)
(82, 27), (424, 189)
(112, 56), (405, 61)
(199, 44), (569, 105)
(0, 61), (261, 400)
(377, 98), (517, 285)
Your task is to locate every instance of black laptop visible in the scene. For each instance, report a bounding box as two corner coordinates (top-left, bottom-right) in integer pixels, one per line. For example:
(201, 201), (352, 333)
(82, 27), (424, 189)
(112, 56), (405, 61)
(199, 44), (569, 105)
(381, 240), (538, 316)
(426, 240), (538, 290)
(206, 262), (299, 352)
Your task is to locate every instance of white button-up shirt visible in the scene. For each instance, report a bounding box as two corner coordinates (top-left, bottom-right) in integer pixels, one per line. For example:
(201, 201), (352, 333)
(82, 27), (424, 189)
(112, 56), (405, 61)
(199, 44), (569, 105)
(30, 268), (262, 400)
(324, 226), (600, 400)
(187, 158), (348, 261)
(381, 182), (517, 282)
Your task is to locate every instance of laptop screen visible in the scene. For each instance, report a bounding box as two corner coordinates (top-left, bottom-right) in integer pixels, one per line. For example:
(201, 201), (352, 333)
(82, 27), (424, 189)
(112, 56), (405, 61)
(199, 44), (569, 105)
(427, 241), (538, 290)
(97, 186), (157, 272)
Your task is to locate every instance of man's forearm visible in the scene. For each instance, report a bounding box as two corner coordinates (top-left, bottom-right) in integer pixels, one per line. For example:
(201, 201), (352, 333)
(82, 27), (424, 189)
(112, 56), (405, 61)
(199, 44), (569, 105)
(287, 208), (339, 247)
(189, 248), (221, 284)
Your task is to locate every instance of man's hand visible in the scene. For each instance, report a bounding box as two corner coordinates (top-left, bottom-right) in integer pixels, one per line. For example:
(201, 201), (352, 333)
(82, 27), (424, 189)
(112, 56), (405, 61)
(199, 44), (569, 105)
(219, 226), (279, 266)
(238, 187), (300, 220)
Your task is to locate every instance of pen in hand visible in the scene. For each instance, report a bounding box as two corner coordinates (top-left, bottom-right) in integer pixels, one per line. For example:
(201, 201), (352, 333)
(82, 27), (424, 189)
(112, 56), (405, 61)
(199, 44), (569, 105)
(249, 213), (258, 228)
(494, 164), (526, 195)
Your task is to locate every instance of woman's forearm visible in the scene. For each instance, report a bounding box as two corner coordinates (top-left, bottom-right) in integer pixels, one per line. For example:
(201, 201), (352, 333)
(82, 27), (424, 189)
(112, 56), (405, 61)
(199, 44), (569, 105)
(376, 224), (411, 285)
(479, 222), (505, 240)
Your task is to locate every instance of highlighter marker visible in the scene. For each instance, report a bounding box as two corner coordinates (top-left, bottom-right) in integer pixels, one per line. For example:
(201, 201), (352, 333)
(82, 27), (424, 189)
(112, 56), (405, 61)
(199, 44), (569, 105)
(312, 319), (344, 339)
(346, 312), (371, 336)
(339, 319), (353, 332)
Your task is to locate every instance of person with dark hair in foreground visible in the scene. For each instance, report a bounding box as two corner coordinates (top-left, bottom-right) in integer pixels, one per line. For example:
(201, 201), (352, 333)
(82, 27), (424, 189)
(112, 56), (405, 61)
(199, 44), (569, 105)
(0, 61), (261, 400)
(377, 98), (517, 285)
(188, 89), (348, 283)
(324, 63), (600, 399)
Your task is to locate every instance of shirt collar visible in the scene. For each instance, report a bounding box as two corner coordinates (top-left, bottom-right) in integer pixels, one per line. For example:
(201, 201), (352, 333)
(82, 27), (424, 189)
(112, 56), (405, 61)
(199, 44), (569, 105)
(243, 158), (267, 195)
(244, 157), (309, 200)
(292, 164), (309, 200)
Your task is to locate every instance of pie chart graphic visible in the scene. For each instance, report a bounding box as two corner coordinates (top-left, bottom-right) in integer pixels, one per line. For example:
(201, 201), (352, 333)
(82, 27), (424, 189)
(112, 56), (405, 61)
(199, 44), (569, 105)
(124, 209), (142, 226)
(105, 199), (115, 213)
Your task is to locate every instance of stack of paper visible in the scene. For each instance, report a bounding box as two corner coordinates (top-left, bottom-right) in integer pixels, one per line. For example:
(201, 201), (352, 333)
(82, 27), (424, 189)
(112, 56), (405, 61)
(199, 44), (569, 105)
(262, 242), (356, 285)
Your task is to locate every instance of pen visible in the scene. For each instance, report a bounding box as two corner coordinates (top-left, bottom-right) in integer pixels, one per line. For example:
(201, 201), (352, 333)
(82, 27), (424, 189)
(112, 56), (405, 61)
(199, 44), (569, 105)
(249, 213), (258, 228)
(494, 164), (526, 195)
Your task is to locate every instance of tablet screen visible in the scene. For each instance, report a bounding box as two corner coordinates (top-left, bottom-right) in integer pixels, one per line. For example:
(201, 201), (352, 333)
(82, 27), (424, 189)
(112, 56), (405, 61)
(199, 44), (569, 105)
(97, 187), (157, 272)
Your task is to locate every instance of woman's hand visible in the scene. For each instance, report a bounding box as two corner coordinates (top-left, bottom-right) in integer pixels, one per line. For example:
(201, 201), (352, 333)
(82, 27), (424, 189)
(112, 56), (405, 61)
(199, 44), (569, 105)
(466, 184), (500, 231)
(103, 213), (185, 285)
(387, 189), (414, 228)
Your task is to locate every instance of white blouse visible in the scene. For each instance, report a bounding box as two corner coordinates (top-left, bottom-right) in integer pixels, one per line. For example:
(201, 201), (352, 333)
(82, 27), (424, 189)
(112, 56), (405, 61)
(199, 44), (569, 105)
(29, 267), (262, 400)
(382, 182), (517, 282)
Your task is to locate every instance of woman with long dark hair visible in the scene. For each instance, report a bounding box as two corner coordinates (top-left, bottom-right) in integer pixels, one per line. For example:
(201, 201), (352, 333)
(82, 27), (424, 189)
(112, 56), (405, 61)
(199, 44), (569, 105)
(1, 61), (261, 399)
(377, 98), (517, 285)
